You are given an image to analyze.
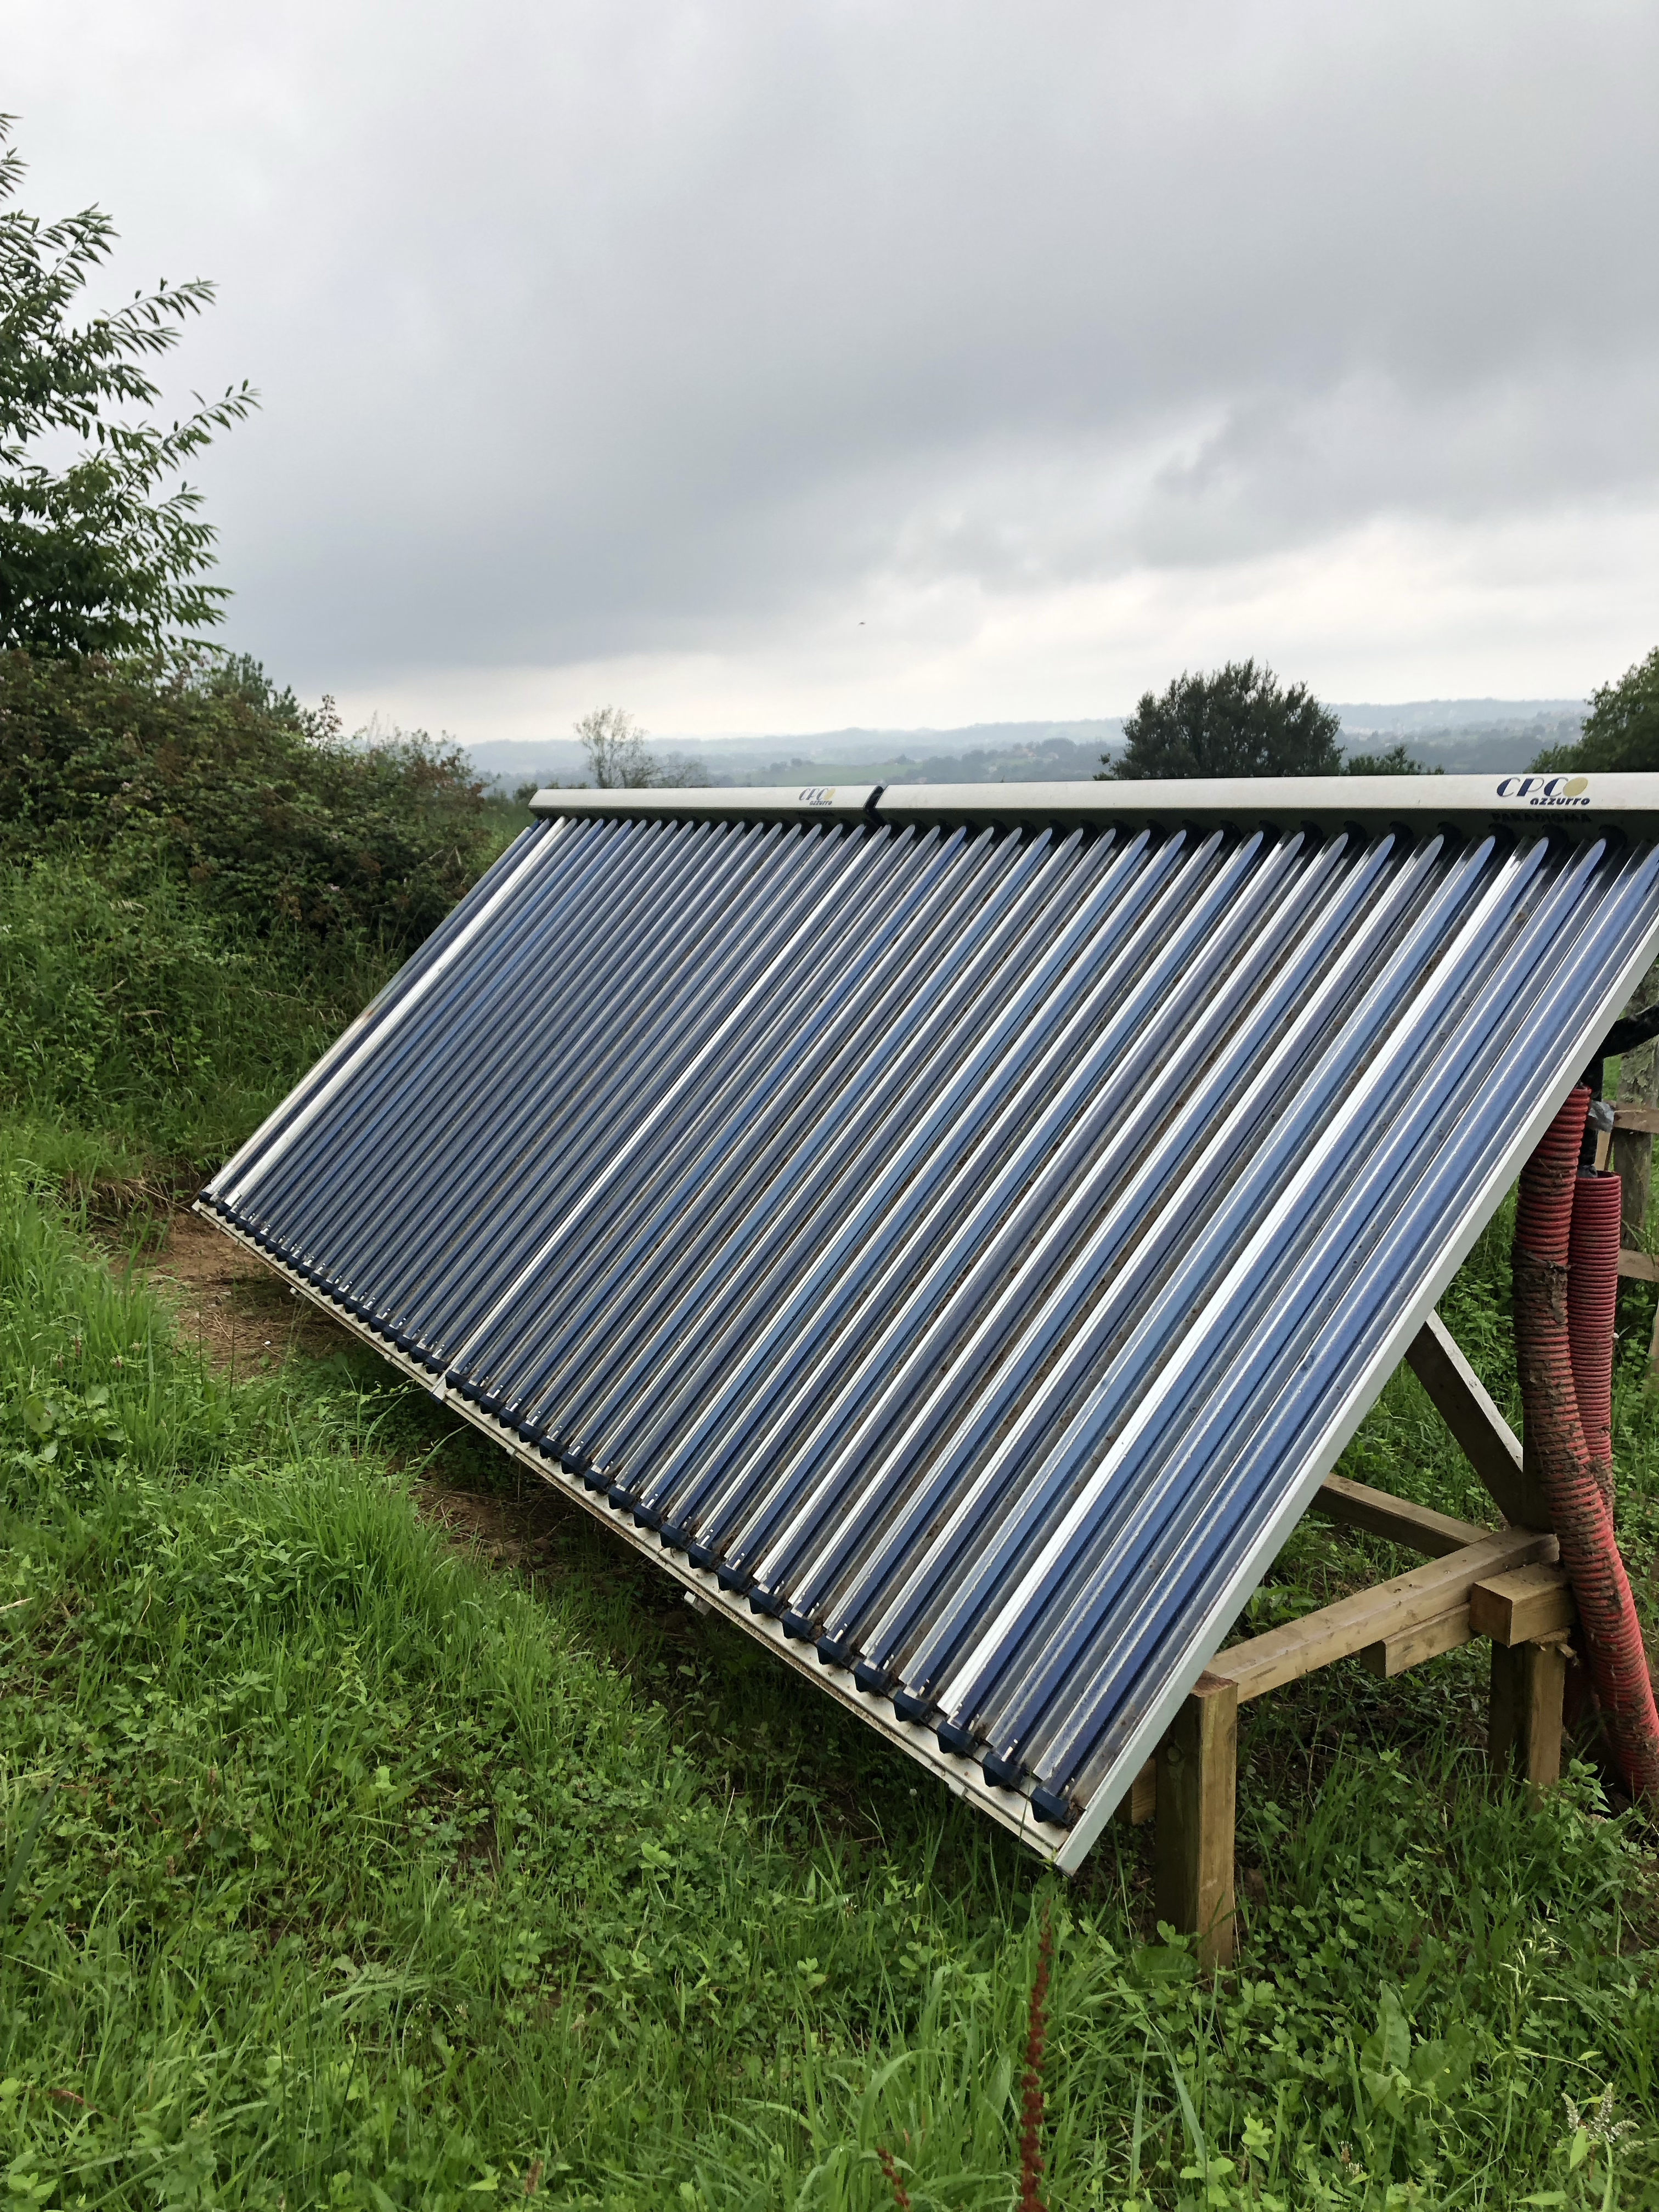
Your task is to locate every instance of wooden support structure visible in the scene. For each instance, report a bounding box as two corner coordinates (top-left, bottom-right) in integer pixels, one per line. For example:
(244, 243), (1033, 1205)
(1155, 1674), (1238, 1969)
(1113, 1756), (1155, 1828)
(1146, 1308), (1579, 1963)
(1611, 1100), (1659, 1374)
(1205, 1525), (1557, 1705)
(1489, 1639), (1568, 1804)
(1403, 1310), (1532, 1525)
(1612, 1099), (1658, 1245)
(1470, 1562), (1575, 1645)
(1311, 1472), (1489, 1557)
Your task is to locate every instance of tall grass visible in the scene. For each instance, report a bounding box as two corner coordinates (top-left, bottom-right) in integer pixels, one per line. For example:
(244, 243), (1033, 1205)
(0, 797), (529, 1187)
(0, 851), (387, 1177)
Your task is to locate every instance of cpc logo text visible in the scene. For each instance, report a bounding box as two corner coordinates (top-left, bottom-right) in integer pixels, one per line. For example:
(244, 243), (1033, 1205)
(1494, 774), (1590, 808)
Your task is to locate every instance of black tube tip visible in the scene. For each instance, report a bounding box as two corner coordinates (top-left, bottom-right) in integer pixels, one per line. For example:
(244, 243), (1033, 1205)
(980, 1750), (1025, 1791)
(1028, 1784), (1075, 1828)
(935, 1719), (978, 1758)
(853, 1660), (891, 1697)
(816, 1634), (855, 1670)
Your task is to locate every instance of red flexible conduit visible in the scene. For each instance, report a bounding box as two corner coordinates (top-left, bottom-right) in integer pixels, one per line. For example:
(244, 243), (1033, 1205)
(1568, 1167), (1622, 1509)
(1514, 1085), (1659, 1800)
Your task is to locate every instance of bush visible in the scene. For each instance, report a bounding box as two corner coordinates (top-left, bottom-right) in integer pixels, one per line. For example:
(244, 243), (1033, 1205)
(0, 851), (381, 1167)
(0, 648), (495, 952)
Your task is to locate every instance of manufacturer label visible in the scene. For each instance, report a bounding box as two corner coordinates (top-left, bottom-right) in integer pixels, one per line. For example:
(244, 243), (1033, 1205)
(1493, 774), (1590, 808)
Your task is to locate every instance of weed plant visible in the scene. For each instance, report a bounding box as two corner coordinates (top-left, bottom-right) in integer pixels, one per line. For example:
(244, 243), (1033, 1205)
(0, 652), (499, 953)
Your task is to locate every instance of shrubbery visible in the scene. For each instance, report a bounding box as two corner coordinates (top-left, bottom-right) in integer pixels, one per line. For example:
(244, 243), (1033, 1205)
(0, 648), (522, 1172)
(1, 648), (498, 951)
(0, 854), (373, 1166)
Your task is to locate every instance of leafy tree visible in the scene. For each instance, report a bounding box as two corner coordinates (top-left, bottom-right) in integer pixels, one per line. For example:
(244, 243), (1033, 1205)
(0, 115), (256, 656)
(1100, 658), (1342, 780)
(577, 704), (656, 788)
(1532, 646), (1659, 774)
(1343, 741), (1436, 775)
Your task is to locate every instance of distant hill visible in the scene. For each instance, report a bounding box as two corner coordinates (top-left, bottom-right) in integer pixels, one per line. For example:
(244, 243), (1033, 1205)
(1330, 700), (1584, 774)
(464, 721), (1124, 791)
(464, 702), (1584, 789)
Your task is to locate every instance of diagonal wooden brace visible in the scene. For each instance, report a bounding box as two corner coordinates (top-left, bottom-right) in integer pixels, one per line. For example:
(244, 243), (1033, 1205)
(1405, 1311), (1536, 1527)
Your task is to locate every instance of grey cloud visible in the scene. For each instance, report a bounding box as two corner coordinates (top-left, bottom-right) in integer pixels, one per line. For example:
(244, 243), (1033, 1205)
(10, 0), (1658, 686)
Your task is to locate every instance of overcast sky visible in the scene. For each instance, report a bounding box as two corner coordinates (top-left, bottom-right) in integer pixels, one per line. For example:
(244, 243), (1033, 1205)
(8, 2), (1657, 739)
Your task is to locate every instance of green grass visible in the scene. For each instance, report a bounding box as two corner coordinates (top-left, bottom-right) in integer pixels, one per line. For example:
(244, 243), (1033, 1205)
(2, 1144), (1659, 2208)
(0, 792), (529, 1191)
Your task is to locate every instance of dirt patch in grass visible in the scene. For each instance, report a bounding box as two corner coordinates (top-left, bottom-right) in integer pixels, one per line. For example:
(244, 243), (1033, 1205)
(121, 1205), (359, 1375)
(413, 1475), (579, 1577)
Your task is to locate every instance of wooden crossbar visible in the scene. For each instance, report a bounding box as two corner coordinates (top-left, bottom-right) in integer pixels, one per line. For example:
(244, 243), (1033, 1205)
(1208, 1526), (1557, 1703)
(1312, 1472), (1490, 1556)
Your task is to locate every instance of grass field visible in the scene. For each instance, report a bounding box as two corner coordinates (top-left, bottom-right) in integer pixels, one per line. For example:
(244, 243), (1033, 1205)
(3, 840), (1659, 2208)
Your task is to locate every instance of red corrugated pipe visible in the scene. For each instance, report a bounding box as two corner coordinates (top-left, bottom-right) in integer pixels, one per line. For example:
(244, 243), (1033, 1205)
(1568, 1166), (1622, 1510)
(1513, 1085), (1659, 1801)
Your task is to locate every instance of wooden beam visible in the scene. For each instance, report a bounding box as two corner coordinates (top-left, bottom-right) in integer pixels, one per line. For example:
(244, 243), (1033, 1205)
(1210, 1525), (1556, 1704)
(1613, 1101), (1659, 1134)
(1360, 1605), (1471, 1677)
(1155, 1675), (1237, 1970)
(1113, 1757), (1155, 1827)
(1313, 1472), (1491, 1557)
(1469, 1562), (1575, 1645)
(1406, 1311), (1534, 1527)
(1489, 1639), (1567, 1804)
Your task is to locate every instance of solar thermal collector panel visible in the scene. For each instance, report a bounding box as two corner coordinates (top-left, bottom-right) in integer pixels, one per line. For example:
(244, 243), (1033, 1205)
(200, 776), (1659, 1866)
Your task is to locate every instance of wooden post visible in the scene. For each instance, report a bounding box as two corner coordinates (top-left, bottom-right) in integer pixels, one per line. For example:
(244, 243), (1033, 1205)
(1613, 1125), (1653, 1247)
(1615, 964), (1659, 1242)
(1155, 1673), (1238, 1968)
(1113, 1756), (1155, 1827)
(1489, 1639), (1567, 1804)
